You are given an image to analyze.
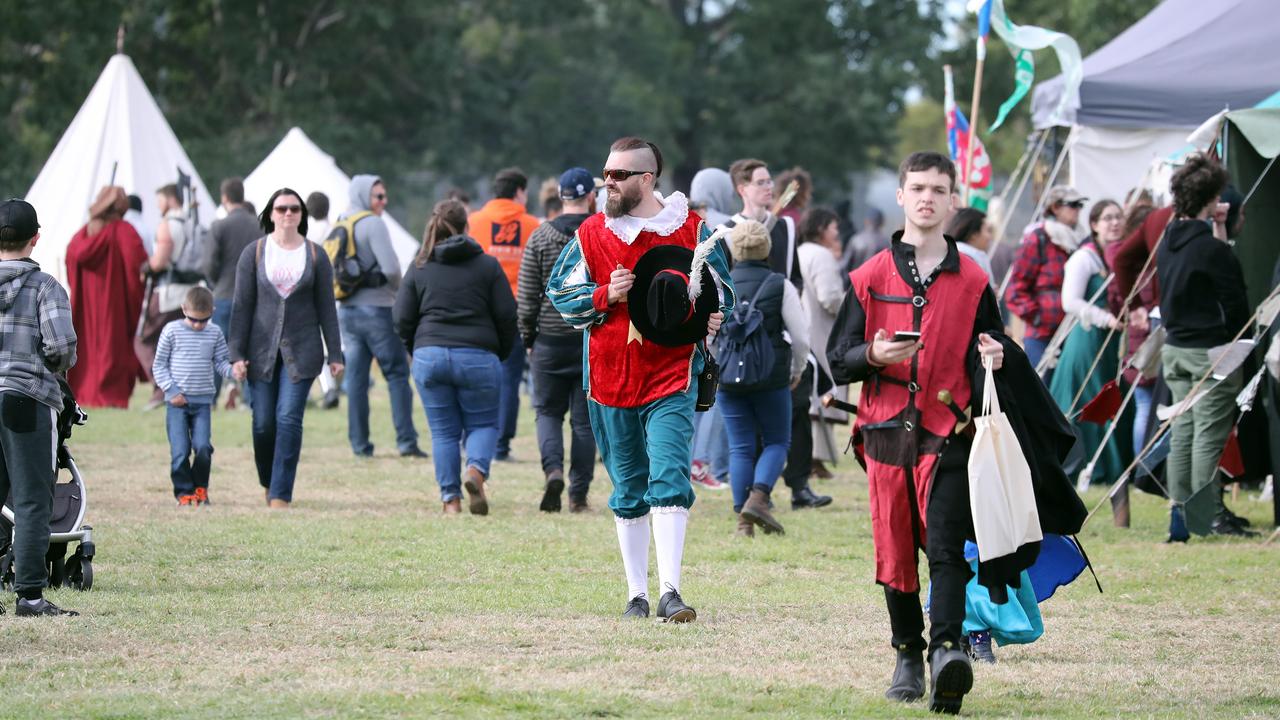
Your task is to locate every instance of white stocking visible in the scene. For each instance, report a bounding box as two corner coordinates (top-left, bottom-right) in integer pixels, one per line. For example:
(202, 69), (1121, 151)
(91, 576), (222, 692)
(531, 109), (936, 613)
(651, 506), (689, 596)
(615, 513), (650, 602)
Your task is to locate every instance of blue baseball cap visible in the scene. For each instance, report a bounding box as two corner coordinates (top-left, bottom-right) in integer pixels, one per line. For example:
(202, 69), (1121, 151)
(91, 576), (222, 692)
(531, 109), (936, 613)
(558, 167), (603, 200)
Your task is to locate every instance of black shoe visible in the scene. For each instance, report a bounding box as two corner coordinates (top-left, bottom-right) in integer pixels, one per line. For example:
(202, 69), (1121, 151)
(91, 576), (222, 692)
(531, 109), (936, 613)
(322, 388), (340, 409)
(399, 447), (429, 459)
(494, 450), (514, 462)
(791, 486), (833, 510)
(1211, 513), (1259, 537)
(622, 595), (649, 619)
(967, 631), (996, 664)
(15, 597), (78, 617)
(885, 647), (926, 702)
(928, 644), (973, 715)
(656, 586), (696, 623)
(1221, 508), (1252, 528)
(540, 472), (564, 513)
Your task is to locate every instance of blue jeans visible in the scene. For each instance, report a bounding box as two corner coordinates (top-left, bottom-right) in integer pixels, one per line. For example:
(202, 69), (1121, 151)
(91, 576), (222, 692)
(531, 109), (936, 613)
(1023, 336), (1053, 386)
(718, 387), (792, 511)
(166, 402), (212, 497)
(250, 357), (314, 502)
(412, 346), (501, 502)
(692, 403), (730, 481)
(212, 299), (236, 403)
(496, 334), (525, 456)
(339, 305), (419, 455)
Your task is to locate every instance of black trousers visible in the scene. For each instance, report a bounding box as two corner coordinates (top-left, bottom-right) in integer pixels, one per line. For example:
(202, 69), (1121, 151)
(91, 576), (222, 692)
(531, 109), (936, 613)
(0, 393), (57, 598)
(780, 364), (813, 493)
(884, 439), (974, 654)
(529, 336), (595, 501)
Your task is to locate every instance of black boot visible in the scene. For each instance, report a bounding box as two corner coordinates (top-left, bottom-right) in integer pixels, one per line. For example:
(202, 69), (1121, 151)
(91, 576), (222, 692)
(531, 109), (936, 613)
(928, 643), (973, 715)
(1211, 512), (1258, 537)
(885, 647), (926, 702)
(791, 485), (832, 510)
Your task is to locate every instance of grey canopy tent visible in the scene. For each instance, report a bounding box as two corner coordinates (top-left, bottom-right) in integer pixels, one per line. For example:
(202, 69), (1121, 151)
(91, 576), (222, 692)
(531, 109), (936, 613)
(1031, 0), (1280, 204)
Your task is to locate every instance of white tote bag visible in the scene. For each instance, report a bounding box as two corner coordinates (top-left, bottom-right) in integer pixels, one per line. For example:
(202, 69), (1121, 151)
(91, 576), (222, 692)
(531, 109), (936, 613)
(967, 357), (1042, 560)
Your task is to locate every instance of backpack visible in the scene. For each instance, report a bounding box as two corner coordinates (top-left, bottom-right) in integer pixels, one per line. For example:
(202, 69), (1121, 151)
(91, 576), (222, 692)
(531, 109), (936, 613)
(323, 211), (387, 300)
(168, 211), (209, 284)
(716, 273), (781, 387)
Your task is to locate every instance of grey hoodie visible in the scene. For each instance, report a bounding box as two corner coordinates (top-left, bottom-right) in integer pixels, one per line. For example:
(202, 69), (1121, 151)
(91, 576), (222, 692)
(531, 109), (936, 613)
(690, 168), (737, 229)
(0, 258), (77, 411)
(338, 174), (402, 307)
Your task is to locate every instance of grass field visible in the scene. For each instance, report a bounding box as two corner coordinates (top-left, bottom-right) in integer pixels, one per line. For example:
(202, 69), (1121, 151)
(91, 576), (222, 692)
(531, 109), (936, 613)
(1, 385), (1277, 719)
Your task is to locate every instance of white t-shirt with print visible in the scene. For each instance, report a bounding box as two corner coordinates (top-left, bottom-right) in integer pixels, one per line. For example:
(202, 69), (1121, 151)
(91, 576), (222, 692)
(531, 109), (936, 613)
(264, 240), (307, 298)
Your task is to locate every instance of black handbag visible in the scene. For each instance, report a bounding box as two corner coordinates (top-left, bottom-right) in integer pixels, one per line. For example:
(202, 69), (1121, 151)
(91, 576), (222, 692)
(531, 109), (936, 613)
(696, 343), (719, 412)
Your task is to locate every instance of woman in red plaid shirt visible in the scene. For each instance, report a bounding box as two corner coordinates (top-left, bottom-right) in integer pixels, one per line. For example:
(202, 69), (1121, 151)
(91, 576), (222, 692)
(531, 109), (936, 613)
(1003, 186), (1085, 381)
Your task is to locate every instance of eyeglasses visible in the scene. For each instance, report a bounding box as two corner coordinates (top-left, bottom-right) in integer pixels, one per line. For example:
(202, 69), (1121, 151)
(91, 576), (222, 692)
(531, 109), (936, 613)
(372, 193), (387, 201)
(273, 205), (302, 214)
(184, 314), (211, 325)
(602, 169), (653, 183)
(751, 179), (774, 188)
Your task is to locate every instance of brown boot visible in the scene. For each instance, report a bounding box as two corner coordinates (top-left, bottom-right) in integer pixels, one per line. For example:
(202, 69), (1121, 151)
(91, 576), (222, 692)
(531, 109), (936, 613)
(741, 488), (784, 535)
(811, 459), (834, 480)
(442, 498), (462, 515)
(464, 466), (489, 516)
(736, 513), (755, 537)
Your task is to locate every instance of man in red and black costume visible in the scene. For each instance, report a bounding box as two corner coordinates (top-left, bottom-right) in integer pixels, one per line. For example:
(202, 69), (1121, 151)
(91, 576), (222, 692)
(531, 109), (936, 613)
(828, 152), (1005, 714)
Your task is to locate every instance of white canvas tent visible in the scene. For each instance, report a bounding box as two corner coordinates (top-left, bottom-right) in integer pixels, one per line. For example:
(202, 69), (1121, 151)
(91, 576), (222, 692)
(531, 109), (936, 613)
(26, 53), (216, 286)
(243, 127), (419, 271)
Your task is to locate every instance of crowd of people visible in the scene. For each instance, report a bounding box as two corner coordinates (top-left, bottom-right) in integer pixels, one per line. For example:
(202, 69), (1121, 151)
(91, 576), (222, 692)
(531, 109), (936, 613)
(0, 130), (1269, 714)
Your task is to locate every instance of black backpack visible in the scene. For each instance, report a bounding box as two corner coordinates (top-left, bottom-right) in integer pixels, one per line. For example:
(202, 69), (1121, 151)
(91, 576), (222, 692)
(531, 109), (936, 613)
(717, 274), (781, 387)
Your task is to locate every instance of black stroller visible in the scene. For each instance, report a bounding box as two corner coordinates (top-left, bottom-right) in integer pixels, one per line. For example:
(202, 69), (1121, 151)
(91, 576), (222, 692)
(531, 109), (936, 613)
(0, 379), (95, 591)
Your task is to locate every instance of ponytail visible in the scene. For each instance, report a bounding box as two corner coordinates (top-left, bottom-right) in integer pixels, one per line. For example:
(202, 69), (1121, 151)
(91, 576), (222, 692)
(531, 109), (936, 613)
(416, 199), (469, 267)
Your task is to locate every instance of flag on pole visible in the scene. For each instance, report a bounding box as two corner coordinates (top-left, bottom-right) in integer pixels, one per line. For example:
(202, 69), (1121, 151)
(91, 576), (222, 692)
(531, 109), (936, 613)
(967, 0), (1083, 133)
(974, 0), (991, 61)
(944, 66), (991, 209)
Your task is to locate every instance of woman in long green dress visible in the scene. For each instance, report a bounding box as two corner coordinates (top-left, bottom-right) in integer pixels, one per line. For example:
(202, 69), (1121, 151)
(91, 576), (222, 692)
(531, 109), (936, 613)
(1049, 200), (1132, 485)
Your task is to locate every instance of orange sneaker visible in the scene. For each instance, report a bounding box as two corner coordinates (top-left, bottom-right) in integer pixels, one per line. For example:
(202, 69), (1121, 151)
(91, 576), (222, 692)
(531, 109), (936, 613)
(193, 487), (210, 506)
(176, 494), (197, 506)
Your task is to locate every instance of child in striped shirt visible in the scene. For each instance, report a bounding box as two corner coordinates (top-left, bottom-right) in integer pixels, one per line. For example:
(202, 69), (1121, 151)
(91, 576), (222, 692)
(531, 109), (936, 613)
(153, 286), (233, 506)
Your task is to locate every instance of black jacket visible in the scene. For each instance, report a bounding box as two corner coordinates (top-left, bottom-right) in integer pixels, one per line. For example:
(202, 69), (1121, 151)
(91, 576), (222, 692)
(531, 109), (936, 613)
(204, 207), (262, 300)
(1156, 219), (1250, 348)
(394, 235), (517, 360)
(969, 334), (1087, 599)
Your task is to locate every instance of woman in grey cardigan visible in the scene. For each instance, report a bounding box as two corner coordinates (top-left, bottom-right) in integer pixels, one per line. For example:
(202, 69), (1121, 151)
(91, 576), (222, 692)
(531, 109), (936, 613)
(230, 188), (343, 508)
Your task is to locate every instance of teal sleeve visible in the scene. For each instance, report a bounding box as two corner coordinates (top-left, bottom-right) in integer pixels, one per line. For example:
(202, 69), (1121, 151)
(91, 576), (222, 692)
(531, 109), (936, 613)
(546, 236), (607, 329)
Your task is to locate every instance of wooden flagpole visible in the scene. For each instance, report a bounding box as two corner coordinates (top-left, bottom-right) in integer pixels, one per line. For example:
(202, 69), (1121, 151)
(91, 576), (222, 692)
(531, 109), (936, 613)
(963, 33), (987, 206)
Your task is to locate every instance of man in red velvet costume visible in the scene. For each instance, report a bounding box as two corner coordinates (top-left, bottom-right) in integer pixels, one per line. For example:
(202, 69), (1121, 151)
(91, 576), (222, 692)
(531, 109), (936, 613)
(547, 137), (734, 624)
(66, 186), (148, 408)
(828, 152), (1005, 714)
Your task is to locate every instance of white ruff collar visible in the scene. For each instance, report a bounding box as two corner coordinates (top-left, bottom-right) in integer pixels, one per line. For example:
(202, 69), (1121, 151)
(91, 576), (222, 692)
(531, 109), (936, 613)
(604, 191), (690, 244)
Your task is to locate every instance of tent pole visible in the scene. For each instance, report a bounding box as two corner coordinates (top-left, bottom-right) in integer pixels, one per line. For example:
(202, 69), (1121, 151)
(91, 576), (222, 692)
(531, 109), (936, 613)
(995, 125), (1078, 300)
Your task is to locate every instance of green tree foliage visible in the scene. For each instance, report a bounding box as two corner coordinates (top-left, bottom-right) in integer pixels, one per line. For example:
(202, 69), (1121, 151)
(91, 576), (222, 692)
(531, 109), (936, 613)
(0, 0), (943, 213)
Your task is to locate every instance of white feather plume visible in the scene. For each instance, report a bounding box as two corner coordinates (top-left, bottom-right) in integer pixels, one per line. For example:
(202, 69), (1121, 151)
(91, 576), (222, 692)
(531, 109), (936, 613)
(688, 229), (724, 301)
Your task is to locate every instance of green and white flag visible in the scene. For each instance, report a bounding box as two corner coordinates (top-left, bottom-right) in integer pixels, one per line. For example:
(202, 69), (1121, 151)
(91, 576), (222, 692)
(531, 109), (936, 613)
(967, 0), (1083, 132)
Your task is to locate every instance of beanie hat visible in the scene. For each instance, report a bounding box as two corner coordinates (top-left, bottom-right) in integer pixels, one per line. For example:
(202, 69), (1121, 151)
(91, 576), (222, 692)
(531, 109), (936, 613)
(728, 219), (771, 262)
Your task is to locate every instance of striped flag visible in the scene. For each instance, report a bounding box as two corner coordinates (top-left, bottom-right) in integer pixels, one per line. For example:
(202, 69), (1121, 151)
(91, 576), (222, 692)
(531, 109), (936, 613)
(944, 66), (991, 208)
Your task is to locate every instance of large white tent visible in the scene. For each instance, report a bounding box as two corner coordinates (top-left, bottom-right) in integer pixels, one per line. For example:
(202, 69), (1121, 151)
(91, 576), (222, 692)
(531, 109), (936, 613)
(243, 127), (419, 271)
(26, 53), (216, 286)
(1031, 0), (1280, 203)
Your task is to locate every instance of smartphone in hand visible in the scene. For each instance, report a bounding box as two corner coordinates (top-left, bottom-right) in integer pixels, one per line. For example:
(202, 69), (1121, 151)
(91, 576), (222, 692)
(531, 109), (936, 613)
(891, 330), (921, 343)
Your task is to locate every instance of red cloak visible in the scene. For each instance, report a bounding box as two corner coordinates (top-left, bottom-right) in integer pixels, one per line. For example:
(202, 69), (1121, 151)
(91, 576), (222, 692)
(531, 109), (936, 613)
(66, 219), (148, 408)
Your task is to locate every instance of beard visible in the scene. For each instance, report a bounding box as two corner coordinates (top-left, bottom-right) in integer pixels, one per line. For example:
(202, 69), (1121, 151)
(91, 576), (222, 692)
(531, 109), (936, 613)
(604, 186), (642, 218)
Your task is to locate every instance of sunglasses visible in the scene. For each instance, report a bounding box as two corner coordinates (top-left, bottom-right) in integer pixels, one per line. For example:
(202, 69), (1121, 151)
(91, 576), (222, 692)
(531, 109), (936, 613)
(602, 169), (653, 183)
(1064, 200), (1085, 209)
(184, 313), (211, 325)
(273, 205), (302, 214)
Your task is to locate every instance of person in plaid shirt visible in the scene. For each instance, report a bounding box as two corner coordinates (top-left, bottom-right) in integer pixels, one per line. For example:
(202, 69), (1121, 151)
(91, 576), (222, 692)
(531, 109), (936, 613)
(1003, 186), (1085, 377)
